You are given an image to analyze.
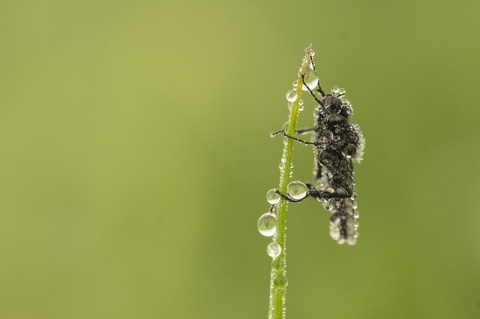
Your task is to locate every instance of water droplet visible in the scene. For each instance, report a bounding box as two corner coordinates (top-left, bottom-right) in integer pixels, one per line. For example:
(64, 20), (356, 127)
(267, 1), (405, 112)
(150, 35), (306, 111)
(267, 242), (282, 258)
(286, 90), (297, 102)
(287, 181), (308, 200)
(257, 212), (277, 237)
(274, 275), (288, 289)
(302, 68), (319, 91)
(324, 130), (333, 140)
(298, 99), (304, 111)
(353, 210), (360, 219)
(331, 86), (340, 94)
(330, 229), (341, 240)
(338, 87), (346, 95)
(337, 188), (348, 196)
(266, 189), (280, 204)
(271, 259), (285, 271)
(347, 237), (356, 246)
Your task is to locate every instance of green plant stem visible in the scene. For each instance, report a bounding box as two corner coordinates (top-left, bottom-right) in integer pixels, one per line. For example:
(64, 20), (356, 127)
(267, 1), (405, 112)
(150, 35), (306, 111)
(268, 45), (312, 319)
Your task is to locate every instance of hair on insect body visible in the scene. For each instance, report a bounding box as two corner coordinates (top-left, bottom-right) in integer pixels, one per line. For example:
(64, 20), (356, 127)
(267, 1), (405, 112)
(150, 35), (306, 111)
(270, 54), (365, 245)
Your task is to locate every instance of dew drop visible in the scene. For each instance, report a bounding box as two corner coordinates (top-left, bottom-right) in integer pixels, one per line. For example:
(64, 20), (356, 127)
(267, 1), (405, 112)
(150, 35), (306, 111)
(271, 259), (285, 271)
(302, 68), (319, 91)
(338, 87), (346, 95)
(267, 242), (282, 258)
(286, 90), (297, 102)
(353, 210), (360, 219)
(266, 189), (280, 205)
(257, 212), (277, 237)
(298, 99), (304, 111)
(347, 237), (356, 246)
(330, 229), (341, 240)
(287, 181), (308, 200)
(331, 86), (340, 94)
(274, 275), (288, 290)
(324, 130), (334, 140)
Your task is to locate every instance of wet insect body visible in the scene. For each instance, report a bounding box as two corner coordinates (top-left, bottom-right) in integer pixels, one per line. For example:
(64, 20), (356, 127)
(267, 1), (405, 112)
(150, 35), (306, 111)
(272, 59), (365, 245)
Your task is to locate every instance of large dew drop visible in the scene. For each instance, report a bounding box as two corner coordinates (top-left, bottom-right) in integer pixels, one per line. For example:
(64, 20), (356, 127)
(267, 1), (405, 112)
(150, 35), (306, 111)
(302, 68), (319, 91)
(273, 275), (288, 290)
(271, 259), (285, 271)
(266, 189), (280, 205)
(267, 242), (282, 258)
(285, 90), (297, 102)
(287, 181), (308, 200)
(258, 212), (277, 237)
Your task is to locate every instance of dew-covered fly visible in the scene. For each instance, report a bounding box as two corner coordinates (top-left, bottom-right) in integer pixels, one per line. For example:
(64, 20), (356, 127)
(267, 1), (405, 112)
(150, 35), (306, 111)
(270, 54), (365, 245)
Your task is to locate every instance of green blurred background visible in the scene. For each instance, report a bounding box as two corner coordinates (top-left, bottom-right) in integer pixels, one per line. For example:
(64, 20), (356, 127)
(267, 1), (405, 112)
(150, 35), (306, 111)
(1, 0), (479, 318)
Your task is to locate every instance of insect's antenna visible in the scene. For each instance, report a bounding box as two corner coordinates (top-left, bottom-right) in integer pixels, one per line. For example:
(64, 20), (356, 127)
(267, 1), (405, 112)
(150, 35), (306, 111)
(301, 55), (330, 114)
(308, 54), (325, 97)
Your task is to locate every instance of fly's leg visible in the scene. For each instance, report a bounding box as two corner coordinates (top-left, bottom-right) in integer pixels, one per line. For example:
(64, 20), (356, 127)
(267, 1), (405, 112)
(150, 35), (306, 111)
(273, 182), (317, 203)
(270, 129), (318, 146)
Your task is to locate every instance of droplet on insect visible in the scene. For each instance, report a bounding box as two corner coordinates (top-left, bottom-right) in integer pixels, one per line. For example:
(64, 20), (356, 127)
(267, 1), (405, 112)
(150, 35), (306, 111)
(258, 212), (277, 237)
(325, 187), (335, 193)
(330, 228), (341, 240)
(266, 189), (280, 205)
(286, 90), (297, 102)
(338, 87), (346, 95)
(271, 259), (285, 271)
(267, 242), (282, 258)
(353, 210), (360, 219)
(274, 275), (288, 289)
(324, 130), (334, 140)
(337, 187), (348, 196)
(287, 181), (308, 200)
(302, 68), (319, 91)
(331, 86), (340, 94)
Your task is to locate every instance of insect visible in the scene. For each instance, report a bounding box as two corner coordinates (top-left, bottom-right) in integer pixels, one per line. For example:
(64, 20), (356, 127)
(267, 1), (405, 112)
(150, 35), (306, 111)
(271, 55), (365, 245)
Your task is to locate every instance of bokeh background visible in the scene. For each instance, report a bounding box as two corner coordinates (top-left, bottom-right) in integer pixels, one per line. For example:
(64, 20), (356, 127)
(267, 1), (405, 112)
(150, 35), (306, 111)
(1, 0), (479, 318)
